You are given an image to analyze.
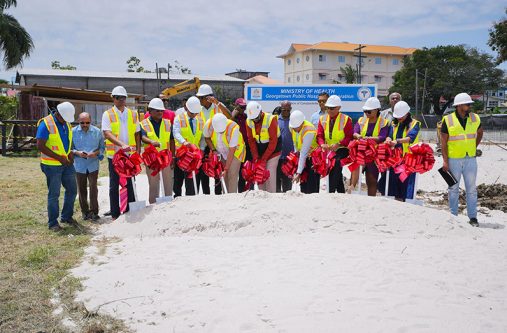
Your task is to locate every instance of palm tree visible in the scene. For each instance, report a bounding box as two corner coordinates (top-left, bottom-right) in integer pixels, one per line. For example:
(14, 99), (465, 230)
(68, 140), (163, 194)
(339, 64), (357, 84)
(0, 0), (34, 69)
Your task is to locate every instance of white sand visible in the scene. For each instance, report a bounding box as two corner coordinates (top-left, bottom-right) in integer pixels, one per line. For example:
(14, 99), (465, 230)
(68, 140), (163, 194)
(74, 146), (507, 332)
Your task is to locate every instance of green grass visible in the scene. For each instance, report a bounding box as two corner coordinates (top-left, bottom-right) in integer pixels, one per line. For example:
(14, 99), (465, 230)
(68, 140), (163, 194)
(0, 156), (128, 332)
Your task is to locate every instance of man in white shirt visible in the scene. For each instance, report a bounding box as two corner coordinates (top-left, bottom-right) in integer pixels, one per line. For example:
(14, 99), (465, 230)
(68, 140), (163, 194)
(101, 86), (141, 220)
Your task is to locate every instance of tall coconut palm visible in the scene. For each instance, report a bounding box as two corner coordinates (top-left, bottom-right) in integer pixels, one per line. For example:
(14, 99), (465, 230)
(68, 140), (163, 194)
(0, 0), (33, 69)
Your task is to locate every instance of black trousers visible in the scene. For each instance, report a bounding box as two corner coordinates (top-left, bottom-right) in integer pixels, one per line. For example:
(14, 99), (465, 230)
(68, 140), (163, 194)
(108, 159), (135, 219)
(276, 158), (293, 193)
(328, 149), (349, 193)
(300, 158), (320, 194)
(173, 161), (222, 196)
(238, 146), (253, 193)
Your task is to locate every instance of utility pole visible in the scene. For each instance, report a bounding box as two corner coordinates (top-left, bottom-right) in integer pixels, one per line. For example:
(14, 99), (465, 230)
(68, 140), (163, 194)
(421, 68), (428, 114)
(354, 44), (366, 84)
(415, 69), (419, 118)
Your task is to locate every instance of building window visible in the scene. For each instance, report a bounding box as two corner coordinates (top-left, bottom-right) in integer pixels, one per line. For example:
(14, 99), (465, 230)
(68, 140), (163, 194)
(319, 54), (326, 62)
(318, 73), (327, 80)
(297, 75), (300, 82)
(287, 59), (291, 65)
(306, 74), (310, 80)
(306, 55), (310, 62)
(287, 77), (291, 83)
(296, 57), (300, 64)
(488, 101), (497, 107)
(375, 57), (382, 65)
(374, 75), (382, 83)
(338, 55), (345, 63)
(392, 59), (399, 65)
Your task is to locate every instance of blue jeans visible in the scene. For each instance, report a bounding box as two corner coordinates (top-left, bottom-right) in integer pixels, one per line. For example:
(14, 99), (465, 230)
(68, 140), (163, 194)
(40, 164), (77, 228)
(448, 157), (477, 219)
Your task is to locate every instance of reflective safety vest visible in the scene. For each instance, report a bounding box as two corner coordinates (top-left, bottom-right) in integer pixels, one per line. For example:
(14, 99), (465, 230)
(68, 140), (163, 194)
(357, 116), (388, 137)
(443, 112), (481, 158)
(200, 104), (218, 122)
(104, 107), (138, 157)
(140, 118), (172, 150)
(38, 115), (72, 166)
(175, 113), (204, 148)
(392, 119), (421, 155)
(246, 113), (281, 156)
(291, 120), (318, 152)
(204, 119), (246, 162)
(320, 113), (351, 145)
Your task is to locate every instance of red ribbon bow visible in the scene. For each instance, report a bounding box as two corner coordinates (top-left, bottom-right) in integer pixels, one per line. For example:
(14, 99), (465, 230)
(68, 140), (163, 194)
(310, 147), (336, 177)
(202, 151), (224, 179)
(394, 143), (435, 182)
(241, 160), (270, 188)
(282, 151), (309, 183)
(340, 139), (377, 172)
(374, 143), (403, 173)
(176, 144), (203, 178)
(112, 149), (143, 213)
(142, 144), (172, 176)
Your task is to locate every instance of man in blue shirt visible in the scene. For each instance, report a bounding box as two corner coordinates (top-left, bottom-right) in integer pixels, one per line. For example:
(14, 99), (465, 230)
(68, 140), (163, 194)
(36, 102), (77, 231)
(310, 92), (329, 128)
(276, 101), (294, 193)
(72, 112), (104, 221)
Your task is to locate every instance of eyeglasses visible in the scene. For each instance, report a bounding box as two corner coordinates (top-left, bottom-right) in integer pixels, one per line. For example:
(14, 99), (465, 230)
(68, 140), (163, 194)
(363, 110), (372, 114)
(151, 109), (164, 113)
(80, 122), (90, 124)
(318, 100), (327, 104)
(114, 96), (126, 101)
(390, 97), (400, 101)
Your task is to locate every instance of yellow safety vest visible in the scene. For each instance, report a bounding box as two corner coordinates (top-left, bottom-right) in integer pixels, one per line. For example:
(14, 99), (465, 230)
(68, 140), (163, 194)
(205, 119), (246, 162)
(175, 113), (204, 148)
(200, 104), (219, 122)
(38, 115), (72, 166)
(392, 119), (421, 155)
(443, 112), (481, 158)
(320, 113), (351, 145)
(104, 107), (138, 157)
(246, 113), (280, 143)
(291, 120), (318, 152)
(357, 116), (388, 137)
(140, 118), (172, 151)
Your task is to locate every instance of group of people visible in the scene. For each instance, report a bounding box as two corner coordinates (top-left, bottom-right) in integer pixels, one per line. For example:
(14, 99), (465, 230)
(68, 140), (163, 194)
(36, 83), (483, 231)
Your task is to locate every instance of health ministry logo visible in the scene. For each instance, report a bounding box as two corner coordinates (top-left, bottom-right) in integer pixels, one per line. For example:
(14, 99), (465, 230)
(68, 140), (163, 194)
(357, 87), (372, 101)
(251, 88), (262, 100)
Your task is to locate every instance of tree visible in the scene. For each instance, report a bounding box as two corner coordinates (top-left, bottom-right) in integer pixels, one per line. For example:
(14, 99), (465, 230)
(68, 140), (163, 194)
(51, 60), (76, 70)
(338, 64), (357, 83)
(126, 56), (152, 73)
(170, 60), (192, 74)
(488, 8), (507, 65)
(390, 45), (504, 115)
(0, 0), (34, 69)
(0, 95), (18, 120)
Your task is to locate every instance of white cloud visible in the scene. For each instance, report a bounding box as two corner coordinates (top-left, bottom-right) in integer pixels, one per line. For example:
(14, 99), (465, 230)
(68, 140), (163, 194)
(1, 0), (505, 81)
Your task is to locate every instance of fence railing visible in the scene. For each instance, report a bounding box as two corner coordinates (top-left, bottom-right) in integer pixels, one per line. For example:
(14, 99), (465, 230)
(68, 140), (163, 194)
(0, 120), (39, 156)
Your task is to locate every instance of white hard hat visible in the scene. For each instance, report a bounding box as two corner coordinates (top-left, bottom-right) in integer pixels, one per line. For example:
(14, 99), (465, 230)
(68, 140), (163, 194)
(148, 98), (165, 111)
(362, 97), (381, 111)
(56, 102), (75, 123)
(325, 95), (342, 107)
(212, 113), (228, 133)
(289, 110), (305, 128)
(453, 93), (474, 106)
(111, 86), (128, 97)
(246, 101), (262, 120)
(185, 96), (202, 114)
(393, 101), (410, 119)
(196, 84), (213, 97)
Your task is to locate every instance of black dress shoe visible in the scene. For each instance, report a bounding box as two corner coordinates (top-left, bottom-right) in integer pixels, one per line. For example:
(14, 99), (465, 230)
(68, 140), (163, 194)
(61, 217), (78, 225)
(469, 218), (479, 227)
(49, 224), (63, 232)
(82, 213), (90, 220)
(104, 210), (112, 216)
(90, 213), (100, 221)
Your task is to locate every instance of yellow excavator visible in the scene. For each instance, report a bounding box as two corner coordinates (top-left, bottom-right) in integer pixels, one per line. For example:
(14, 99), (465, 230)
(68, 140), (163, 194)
(159, 77), (201, 99)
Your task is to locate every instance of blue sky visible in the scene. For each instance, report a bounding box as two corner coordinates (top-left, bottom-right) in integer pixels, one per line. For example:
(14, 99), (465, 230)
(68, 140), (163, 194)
(0, 0), (505, 83)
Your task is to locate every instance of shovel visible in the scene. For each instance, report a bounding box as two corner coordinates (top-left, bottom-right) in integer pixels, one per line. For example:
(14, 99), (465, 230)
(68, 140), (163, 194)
(155, 169), (173, 204)
(128, 176), (146, 212)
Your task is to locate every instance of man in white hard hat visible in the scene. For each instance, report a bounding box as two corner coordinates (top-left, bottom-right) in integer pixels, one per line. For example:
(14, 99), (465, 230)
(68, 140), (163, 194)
(196, 84), (232, 194)
(245, 101), (281, 192)
(380, 92), (401, 124)
(173, 96), (206, 196)
(316, 95), (353, 193)
(140, 98), (175, 203)
(289, 110), (320, 193)
(440, 92), (483, 227)
(101, 86), (141, 220)
(72, 112), (104, 222)
(277, 101), (294, 193)
(36, 102), (78, 231)
(203, 113), (246, 193)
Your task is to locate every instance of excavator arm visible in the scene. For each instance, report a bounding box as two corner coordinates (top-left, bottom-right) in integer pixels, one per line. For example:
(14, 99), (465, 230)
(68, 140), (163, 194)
(160, 77), (201, 99)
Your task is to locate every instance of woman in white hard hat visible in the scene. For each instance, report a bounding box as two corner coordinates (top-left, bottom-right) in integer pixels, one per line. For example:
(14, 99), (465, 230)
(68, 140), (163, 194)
(385, 101), (421, 202)
(348, 97), (389, 196)
(245, 101), (282, 192)
(203, 113), (246, 193)
(289, 110), (320, 193)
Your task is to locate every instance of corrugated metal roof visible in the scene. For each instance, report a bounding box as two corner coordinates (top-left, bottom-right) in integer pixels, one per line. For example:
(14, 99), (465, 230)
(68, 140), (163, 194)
(16, 68), (245, 82)
(278, 42), (417, 58)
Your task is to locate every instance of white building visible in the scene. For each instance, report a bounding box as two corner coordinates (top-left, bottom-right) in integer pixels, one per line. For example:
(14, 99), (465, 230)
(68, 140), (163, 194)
(278, 42), (416, 96)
